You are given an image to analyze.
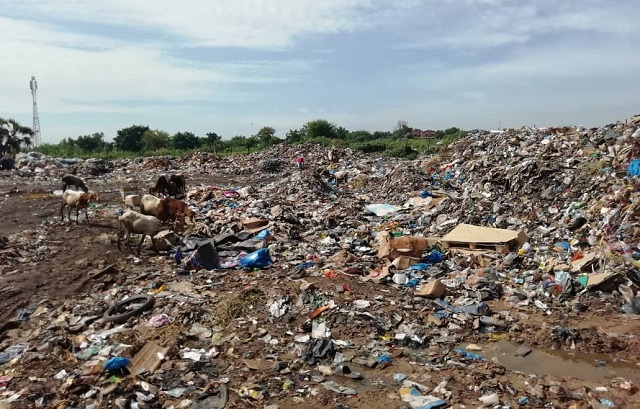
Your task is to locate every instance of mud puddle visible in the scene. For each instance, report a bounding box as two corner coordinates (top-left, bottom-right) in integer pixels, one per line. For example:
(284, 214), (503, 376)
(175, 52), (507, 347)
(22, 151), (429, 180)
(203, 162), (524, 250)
(468, 340), (640, 383)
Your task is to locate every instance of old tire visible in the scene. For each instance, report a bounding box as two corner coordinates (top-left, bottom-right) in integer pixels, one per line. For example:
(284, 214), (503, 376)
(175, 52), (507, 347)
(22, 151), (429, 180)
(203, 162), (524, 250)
(103, 295), (155, 324)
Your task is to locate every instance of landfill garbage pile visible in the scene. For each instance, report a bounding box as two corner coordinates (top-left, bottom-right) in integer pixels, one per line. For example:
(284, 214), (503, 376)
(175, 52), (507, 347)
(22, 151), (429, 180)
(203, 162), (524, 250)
(3, 117), (640, 408)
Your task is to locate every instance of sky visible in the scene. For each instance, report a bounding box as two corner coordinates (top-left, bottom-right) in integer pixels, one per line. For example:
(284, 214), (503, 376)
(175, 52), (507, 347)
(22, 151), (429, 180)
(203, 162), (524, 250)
(0, 0), (638, 144)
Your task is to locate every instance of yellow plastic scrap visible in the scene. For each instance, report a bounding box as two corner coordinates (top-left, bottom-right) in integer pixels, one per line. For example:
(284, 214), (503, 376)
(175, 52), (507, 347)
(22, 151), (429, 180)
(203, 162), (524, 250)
(150, 284), (167, 294)
(488, 333), (508, 341)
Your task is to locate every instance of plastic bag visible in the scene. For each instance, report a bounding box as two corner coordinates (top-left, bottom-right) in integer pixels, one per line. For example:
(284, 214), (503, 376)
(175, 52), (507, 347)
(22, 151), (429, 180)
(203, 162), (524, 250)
(240, 248), (273, 269)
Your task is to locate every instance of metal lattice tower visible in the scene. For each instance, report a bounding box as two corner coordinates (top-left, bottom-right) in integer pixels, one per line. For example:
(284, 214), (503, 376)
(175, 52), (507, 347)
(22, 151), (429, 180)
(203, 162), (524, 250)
(30, 76), (41, 147)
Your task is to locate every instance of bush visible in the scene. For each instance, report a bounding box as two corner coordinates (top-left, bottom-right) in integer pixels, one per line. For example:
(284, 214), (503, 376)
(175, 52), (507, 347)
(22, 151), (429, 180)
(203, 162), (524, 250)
(354, 141), (387, 153)
(385, 145), (418, 160)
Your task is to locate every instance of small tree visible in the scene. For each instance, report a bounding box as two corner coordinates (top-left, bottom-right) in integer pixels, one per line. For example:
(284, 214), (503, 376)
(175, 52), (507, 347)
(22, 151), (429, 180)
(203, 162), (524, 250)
(348, 130), (373, 142)
(392, 120), (412, 139)
(286, 129), (303, 144)
(205, 132), (222, 153)
(114, 125), (149, 152)
(255, 126), (276, 148)
(245, 136), (258, 154)
(305, 119), (338, 140)
(0, 118), (33, 156)
(172, 132), (202, 151)
(230, 135), (246, 153)
(75, 132), (105, 152)
(142, 129), (170, 151)
(336, 126), (349, 140)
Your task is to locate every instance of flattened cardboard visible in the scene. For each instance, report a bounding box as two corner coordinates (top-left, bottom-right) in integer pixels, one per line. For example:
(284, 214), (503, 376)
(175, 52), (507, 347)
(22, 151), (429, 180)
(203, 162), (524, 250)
(571, 252), (597, 273)
(128, 342), (169, 376)
(441, 224), (528, 246)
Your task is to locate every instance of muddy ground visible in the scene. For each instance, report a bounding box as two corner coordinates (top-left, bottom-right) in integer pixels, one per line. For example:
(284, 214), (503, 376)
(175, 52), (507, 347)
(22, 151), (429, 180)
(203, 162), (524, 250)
(2, 172), (640, 408)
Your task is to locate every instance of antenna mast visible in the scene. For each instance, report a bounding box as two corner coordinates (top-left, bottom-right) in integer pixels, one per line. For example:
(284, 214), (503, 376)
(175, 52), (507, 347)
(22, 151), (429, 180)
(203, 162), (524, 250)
(30, 76), (41, 147)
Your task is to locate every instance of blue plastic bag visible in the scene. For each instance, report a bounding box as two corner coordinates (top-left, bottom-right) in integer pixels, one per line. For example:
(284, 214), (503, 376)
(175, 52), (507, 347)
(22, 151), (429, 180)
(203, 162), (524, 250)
(452, 348), (484, 361)
(256, 229), (271, 240)
(104, 357), (130, 371)
(423, 250), (443, 264)
(628, 159), (640, 176)
(240, 248), (273, 269)
(410, 263), (429, 271)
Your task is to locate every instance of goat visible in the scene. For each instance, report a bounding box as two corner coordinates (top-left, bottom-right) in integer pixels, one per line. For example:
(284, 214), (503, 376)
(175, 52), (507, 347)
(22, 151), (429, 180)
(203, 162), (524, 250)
(333, 170), (349, 187)
(156, 197), (196, 223)
(148, 175), (178, 197)
(140, 194), (162, 217)
(61, 190), (99, 225)
(61, 174), (88, 192)
(124, 194), (142, 209)
(169, 174), (186, 193)
(117, 210), (162, 253)
(119, 187), (142, 208)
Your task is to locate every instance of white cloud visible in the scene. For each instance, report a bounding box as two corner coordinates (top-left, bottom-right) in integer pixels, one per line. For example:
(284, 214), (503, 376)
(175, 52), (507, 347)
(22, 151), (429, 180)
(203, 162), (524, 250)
(0, 15), (315, 118)
(6, 0), (406, 49)
(399, 0), (639, 50)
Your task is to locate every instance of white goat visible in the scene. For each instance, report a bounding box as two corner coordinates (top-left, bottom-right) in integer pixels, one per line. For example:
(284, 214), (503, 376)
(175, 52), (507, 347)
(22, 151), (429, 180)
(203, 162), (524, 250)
(125, 194), (142, 208)
(119, 187), (142, 208)
(139, 194), (162, 217)
(61, 190), (99, 225)
(117, 209), (162, 253)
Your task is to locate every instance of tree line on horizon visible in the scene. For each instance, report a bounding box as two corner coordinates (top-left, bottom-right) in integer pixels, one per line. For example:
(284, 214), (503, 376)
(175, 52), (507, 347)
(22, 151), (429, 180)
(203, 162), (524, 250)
(3, 117), (465, 160)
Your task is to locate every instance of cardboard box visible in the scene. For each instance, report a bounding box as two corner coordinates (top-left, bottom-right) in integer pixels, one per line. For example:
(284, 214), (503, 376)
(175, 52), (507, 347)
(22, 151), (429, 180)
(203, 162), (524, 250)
(377, 231), (430, 261)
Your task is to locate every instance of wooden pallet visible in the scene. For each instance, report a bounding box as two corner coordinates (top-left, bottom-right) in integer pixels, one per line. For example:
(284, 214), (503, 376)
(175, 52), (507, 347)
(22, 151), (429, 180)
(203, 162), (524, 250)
(441, 240), (513, 254)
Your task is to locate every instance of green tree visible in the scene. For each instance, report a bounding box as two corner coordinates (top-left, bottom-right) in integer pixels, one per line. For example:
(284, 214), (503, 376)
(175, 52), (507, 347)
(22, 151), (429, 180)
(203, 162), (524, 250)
(336, 126), (349, 140)
(0, 118), (33, 156)
(305, 119), (338, 140)
(171, 131), (202, 151)
(286, 128), (303, 144)
(392, 120), (412, 139)
(205, 132), (222, 153)
(142, 129), (170, 151)
(372, 130), (392, 139)
(114, 125), (149, 152)
(445, 127), (460, 135)
(245, 136), (258, 154)
(348, 130), (373, 142)
(75, 132), (105, 152)
(255, 126), (276, 147)
(230, 135), (247, 153)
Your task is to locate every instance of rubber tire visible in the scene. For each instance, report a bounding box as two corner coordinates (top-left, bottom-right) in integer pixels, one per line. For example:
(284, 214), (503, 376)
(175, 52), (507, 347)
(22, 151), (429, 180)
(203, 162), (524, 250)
(103, 295), (155, 324)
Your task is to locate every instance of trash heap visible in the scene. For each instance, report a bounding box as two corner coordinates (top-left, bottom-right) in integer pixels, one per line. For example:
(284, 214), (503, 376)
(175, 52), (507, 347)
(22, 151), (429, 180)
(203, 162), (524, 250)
(3, 117), (640, 408)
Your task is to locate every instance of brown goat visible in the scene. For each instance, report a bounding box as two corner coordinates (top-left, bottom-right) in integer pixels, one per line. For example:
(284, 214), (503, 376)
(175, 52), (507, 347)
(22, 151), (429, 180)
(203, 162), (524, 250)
(155, 197), (195, 223)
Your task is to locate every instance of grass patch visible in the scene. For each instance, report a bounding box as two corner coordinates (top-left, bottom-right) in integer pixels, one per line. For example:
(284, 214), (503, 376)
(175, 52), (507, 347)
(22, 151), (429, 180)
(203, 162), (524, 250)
(212, 288), (265, 326)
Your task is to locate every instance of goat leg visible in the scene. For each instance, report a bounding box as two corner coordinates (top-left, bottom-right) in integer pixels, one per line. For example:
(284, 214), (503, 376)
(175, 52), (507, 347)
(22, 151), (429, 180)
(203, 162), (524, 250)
(137, 234), (146, 255)
(116, 228), (123, 250)
(150, 236), (159, 253)
(60, 203), (66, 221)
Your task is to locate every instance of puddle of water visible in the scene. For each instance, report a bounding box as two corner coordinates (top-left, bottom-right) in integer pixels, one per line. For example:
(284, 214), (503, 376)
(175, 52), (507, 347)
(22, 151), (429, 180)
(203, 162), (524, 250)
(469, 340), (640, 383)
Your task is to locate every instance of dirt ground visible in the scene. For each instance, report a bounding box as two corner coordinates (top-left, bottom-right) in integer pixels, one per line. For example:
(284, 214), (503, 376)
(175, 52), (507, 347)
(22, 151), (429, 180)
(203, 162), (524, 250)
(2, 173), (640, 408)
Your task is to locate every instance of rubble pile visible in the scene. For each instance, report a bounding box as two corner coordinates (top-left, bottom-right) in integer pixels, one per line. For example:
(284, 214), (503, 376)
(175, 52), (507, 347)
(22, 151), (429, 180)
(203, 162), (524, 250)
(3, 117), (640, 408)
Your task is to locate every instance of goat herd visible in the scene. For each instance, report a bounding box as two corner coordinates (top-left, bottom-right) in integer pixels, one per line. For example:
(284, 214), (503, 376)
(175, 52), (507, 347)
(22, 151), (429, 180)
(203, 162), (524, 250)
(59, 173), (195, 253)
